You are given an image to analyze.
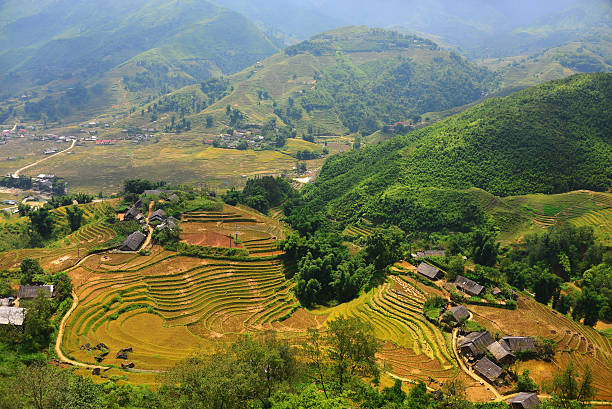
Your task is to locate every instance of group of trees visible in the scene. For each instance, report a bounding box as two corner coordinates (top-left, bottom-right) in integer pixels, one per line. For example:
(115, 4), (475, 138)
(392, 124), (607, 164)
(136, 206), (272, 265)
(500, 225), (609, 326)
(222, 177), (295, 214)
(282, 224), (405, 308)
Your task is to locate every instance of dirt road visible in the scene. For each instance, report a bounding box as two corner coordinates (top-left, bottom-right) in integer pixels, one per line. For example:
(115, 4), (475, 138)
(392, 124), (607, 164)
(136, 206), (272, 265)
(13, 139), (76, 177)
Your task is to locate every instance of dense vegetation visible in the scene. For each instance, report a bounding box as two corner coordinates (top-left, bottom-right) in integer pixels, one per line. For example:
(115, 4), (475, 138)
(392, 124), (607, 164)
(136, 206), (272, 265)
(300, 51), (497, 133)
(222, 176), (295, 214)
(500, 225), (610, 326)
(302, 73), (612, 228)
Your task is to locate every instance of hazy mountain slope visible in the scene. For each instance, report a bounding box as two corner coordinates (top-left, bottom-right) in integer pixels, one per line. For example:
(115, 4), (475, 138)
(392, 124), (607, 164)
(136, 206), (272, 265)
(131, 27), (498, 135)
(301, 73), (612, 225)
(209, 0), (341, 41)
(0, 0), (278, 96)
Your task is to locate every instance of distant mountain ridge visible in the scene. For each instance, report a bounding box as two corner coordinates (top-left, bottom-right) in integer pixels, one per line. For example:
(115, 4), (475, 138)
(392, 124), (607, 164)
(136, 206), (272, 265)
(0, 0), (279, 99)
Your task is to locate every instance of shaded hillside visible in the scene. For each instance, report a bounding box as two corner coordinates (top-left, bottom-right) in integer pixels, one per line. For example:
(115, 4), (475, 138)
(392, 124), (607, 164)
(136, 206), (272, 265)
(0, 0), (279, 121)
(302, 73), (612, 226)
(130, 27), (498, 135)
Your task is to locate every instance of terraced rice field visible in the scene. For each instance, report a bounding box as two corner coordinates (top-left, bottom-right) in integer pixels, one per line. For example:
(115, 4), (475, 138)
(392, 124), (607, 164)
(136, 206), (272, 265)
(0, 202), (116, 272)
(470, 295), (612, 401)
(492, 190), (612, 244)
(343, 224), (375, 238)
(61, 206), (298, 370)
(181, 204), (285, 255)
(324, 275), (458, 384)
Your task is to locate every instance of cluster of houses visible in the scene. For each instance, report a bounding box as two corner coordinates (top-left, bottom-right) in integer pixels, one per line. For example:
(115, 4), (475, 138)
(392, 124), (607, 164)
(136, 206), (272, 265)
(119, 193), (179, 252)
(455, 328), (540, 408)
(32, 174), (57, 193)
(0, 285), (55, 327)
(458, 329), (537, 382)
(206, 128), (267, 150)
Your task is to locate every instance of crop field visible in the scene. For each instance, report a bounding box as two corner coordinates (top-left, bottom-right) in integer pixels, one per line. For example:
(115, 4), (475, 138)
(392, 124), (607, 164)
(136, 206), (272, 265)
(0, 201), (116, 272)
(470, 295), (612, 401)
(0, 138), (69, 176)
(321, 275), (457, 382)
(8, 136), (322, 194)
(474, 190), (612, 245)
(60, 205), (298, 370)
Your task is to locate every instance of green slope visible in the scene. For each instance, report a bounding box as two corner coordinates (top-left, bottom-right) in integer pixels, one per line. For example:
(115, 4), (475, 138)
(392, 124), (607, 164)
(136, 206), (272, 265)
(301, 73), (612, 228)
(128, 27), (499, 135)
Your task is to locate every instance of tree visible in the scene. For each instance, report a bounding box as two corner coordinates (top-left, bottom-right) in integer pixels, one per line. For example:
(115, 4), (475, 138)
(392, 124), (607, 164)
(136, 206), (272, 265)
(552, 362), (596, 405)
(516, 370), (538, 392)
(206, 115), (214, 128)
(325, 315), (380, 392)
(302, 328), (330, 399)
(20, 258), (43, 285)
(231, 333), (296, 408)
(66, 205), (84, 232)
(471, 229), (499, 267)
(21, 292), (54, 352)
(29, 207), (54, 239)
(534, 271), (561, 305)
(363, 226), (405, 271)
(53, 272), (73, 302)
(572, 288), (604, 326)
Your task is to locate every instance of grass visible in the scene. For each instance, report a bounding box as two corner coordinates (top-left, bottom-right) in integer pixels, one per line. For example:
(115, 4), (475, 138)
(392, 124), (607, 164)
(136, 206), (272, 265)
(469, 189), (612, 246)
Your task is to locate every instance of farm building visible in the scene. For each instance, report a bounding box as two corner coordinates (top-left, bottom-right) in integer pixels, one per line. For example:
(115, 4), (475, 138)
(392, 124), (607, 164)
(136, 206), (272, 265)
(454, 275), (484, 296)
(449, 305), (470, 322)
(458, 331), (494, 357)
(414, 250), (445, 259)
(473, 357), (504, 384)
(0, 298), (15, 306)
(18, 285), (54, 299)
(124, 206), (141, 221)
(487, 341), (515, 365)
(507, 392), (540, 408)
(0, 306), (25, 326)
(416, 262), (443, 280)
(120, 231), (147, 252)
(149, 209), (167, 223)
(143, 190), (173, 196)
(500, 336), (536, 354)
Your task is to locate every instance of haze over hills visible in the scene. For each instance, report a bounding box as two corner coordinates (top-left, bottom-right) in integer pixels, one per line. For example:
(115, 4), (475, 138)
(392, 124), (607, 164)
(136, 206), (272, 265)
(121, 27), (498, 136)
(301, 73), (612, 229)
(0, 1), (611, 407)
(0, 0), (279, 121)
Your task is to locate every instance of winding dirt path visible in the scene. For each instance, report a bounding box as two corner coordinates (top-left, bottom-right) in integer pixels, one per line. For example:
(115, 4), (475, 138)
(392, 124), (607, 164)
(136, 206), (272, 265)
(54, 252), (162, 374)
(13, 139), (76, 177)
(452, 327), (503, 400)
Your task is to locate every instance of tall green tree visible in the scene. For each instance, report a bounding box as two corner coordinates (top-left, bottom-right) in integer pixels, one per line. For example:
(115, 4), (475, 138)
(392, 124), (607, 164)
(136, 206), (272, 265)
(66, 205), (84, 232)
(20, 258), (43, 285)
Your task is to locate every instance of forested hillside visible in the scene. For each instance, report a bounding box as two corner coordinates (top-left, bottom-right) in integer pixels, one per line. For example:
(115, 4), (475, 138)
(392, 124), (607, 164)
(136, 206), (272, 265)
(136, 27), (498, 135)
(302, 73), (612, 227)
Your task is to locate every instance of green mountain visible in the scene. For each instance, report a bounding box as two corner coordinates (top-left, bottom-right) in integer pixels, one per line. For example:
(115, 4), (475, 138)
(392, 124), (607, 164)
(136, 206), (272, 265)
(300, 73), (612, 231)
(0, 0), (279, 121)
(128, 27), (498, 135)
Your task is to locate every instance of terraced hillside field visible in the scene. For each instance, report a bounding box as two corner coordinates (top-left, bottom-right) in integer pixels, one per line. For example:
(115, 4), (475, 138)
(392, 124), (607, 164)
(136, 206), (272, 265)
(470, 295), (612, 401)
(472, 190), (612, 245)
(60, 205), (297, 371)
(0, 201), (116, 273)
